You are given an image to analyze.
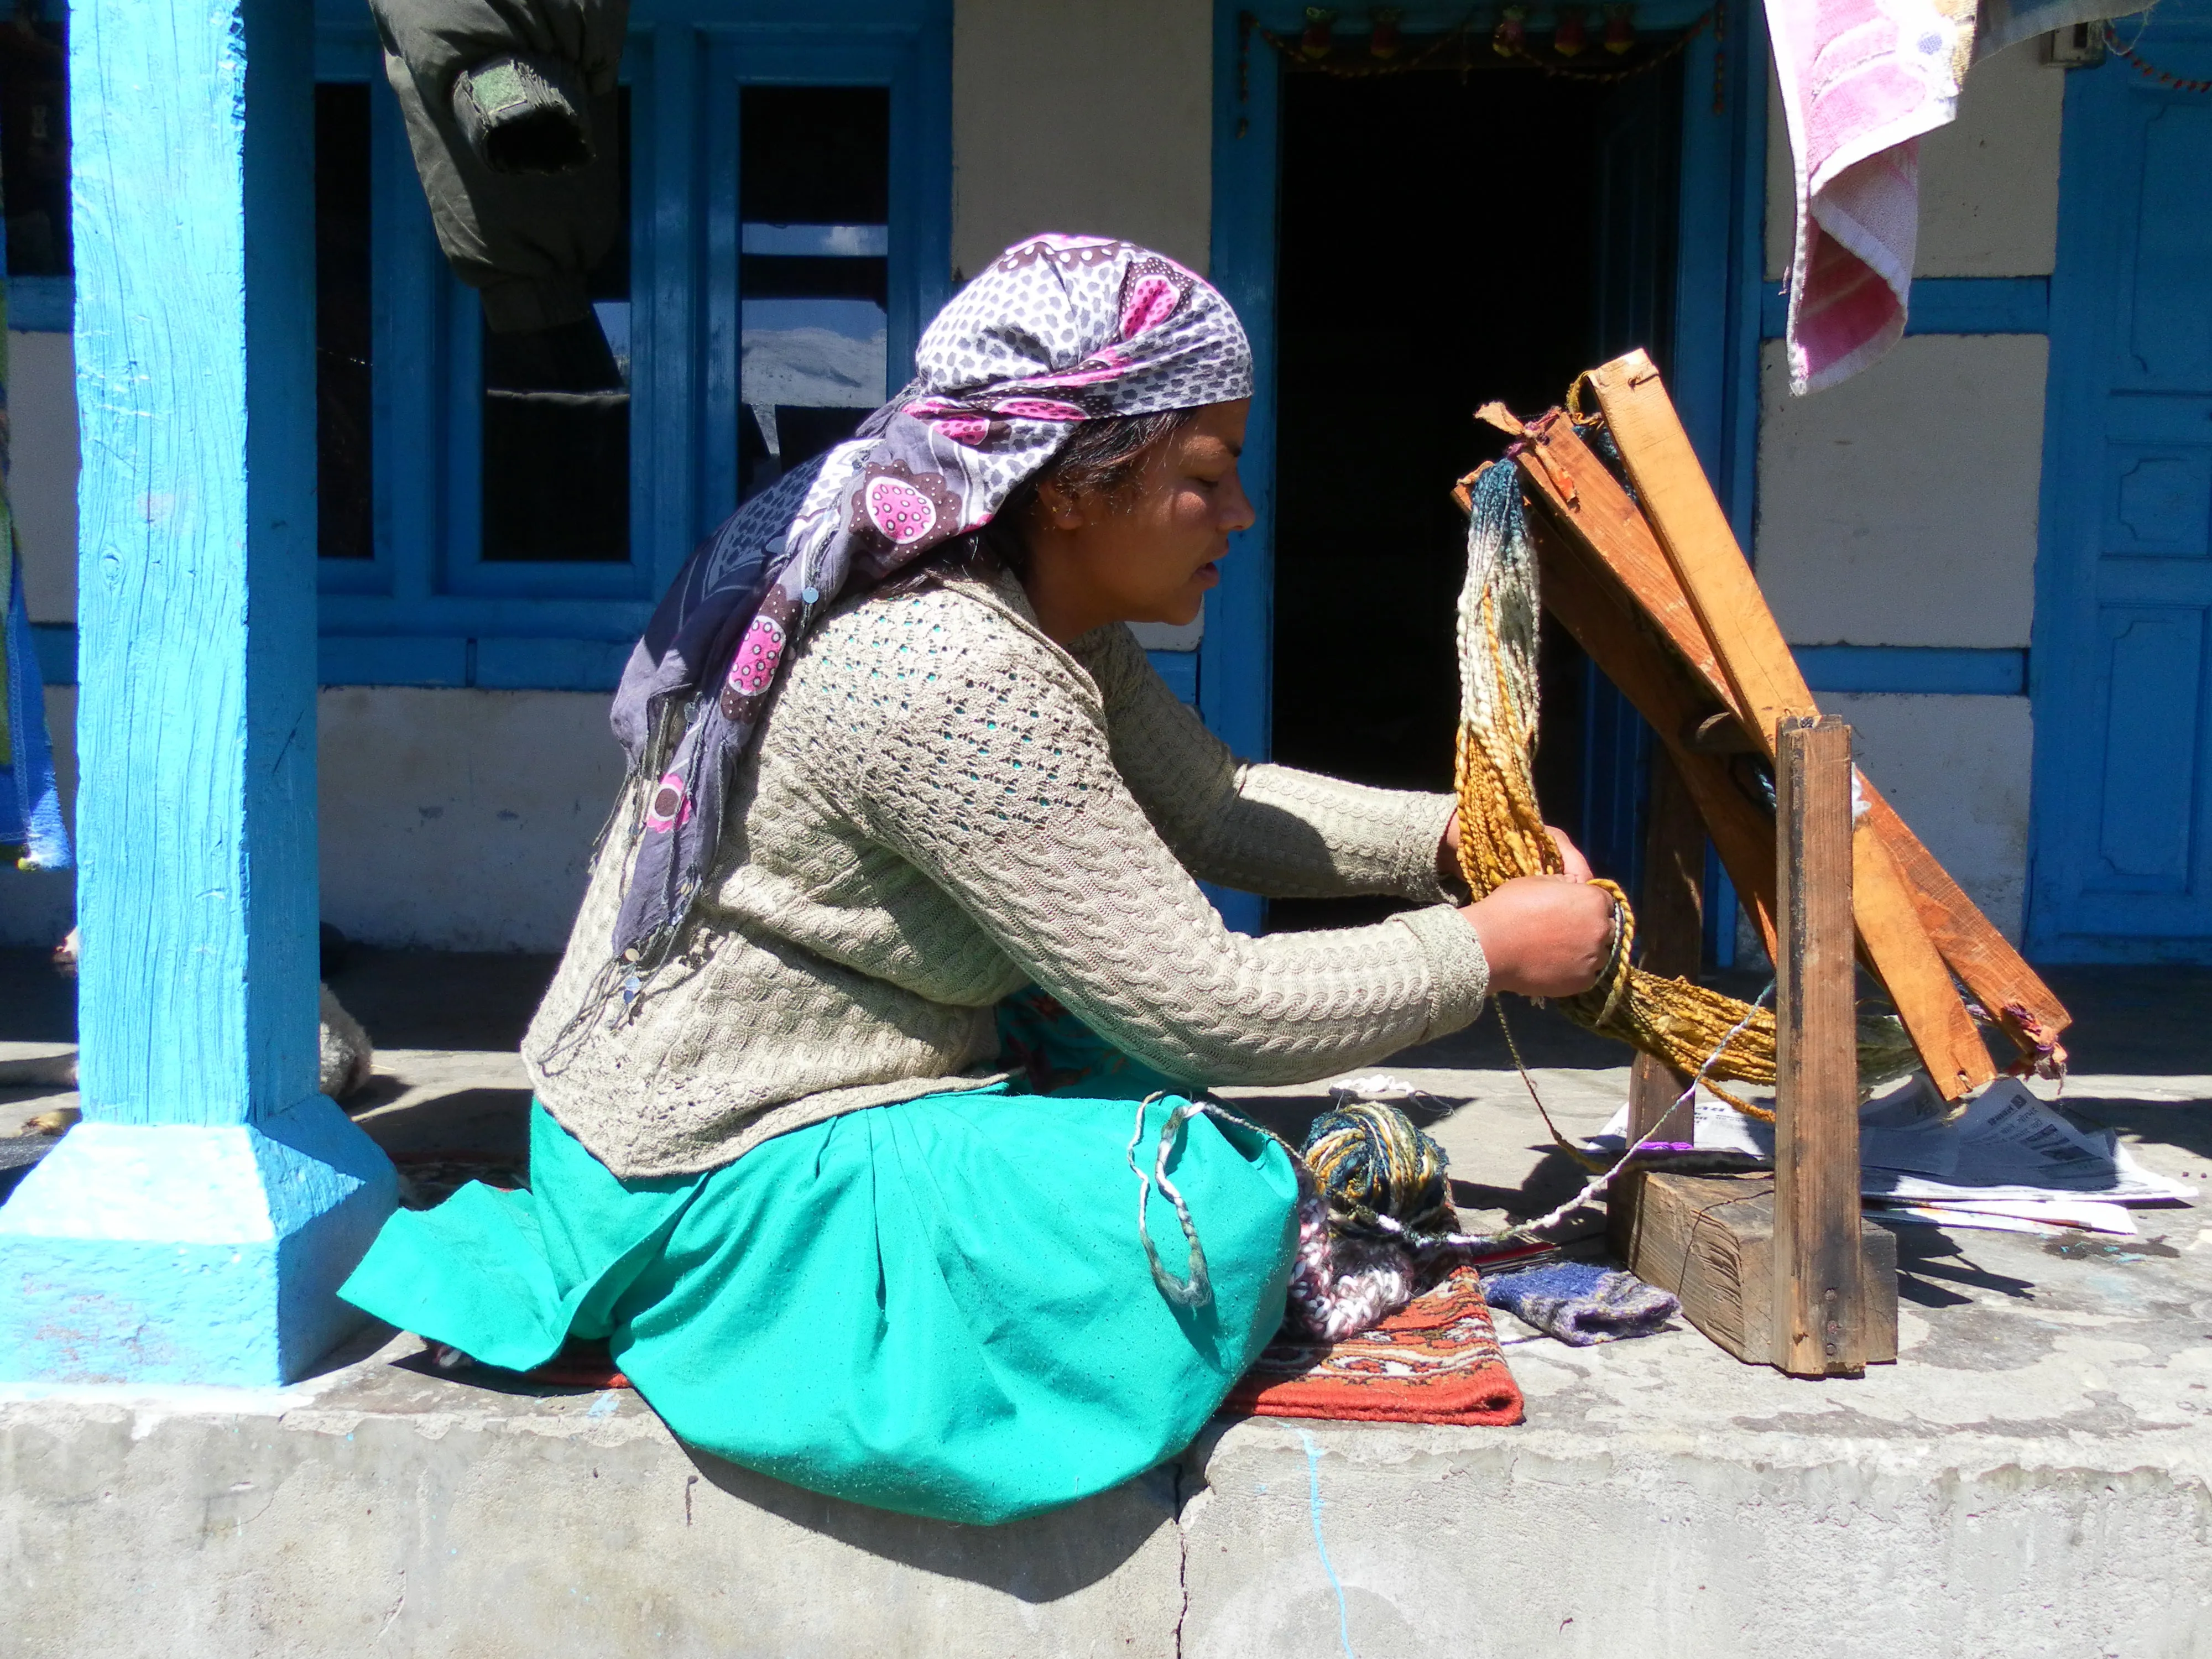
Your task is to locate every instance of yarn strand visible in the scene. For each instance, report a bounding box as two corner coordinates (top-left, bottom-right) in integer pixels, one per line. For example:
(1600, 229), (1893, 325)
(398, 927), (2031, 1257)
(1454, 452), (1919, 1112)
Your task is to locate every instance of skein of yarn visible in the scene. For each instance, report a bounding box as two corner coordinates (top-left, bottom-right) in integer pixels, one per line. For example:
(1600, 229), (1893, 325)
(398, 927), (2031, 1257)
(1283, 1099), (1468, 1342)
(1300, 1099), (1459, 1244)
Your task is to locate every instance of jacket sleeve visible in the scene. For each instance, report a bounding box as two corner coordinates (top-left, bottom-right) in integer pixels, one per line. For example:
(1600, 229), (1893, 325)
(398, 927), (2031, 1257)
(844, 620), (1489, 1087)
(1082, 624), (1463, 904)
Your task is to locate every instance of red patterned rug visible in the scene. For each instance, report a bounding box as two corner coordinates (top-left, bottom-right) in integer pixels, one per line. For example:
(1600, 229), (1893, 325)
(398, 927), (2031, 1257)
(1222, 1266), (1526, 1426)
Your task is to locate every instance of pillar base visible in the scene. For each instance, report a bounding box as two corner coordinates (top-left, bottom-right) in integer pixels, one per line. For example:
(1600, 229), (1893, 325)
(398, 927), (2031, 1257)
(0, 1097), (397, 1386)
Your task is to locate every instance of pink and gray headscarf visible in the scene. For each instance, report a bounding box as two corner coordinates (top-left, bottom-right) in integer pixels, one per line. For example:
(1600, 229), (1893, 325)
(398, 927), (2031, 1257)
(607, 235), (1254, 970)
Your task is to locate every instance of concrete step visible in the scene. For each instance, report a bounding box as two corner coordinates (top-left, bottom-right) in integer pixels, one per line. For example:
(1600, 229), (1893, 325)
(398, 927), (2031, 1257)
(5, 1060), (2208, 1657)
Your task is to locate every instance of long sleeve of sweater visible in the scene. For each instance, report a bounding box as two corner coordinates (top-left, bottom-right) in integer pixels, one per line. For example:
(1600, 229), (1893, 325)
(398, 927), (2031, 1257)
(833, 606), (1489, 1087)
(1080, 624), (1461, 903)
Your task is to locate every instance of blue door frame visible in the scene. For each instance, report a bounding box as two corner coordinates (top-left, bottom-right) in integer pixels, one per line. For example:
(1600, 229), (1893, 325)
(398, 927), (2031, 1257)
(1204, 2), (1767, 940)
(2032, 4), (2212, 963)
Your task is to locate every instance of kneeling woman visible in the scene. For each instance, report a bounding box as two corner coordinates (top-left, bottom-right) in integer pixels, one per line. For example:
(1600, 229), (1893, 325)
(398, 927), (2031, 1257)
(342, 236), (1611, 1524)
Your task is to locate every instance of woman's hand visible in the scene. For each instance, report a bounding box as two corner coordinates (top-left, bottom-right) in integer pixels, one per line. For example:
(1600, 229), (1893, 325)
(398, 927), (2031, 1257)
(1438, 812), (1594, 885)
(1460, 874), (1616, 998)
(1545, 825), (1593, 881)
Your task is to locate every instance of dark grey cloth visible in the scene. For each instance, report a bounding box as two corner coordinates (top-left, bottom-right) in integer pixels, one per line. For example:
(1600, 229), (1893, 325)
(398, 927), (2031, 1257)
(368, 0), (627, 331)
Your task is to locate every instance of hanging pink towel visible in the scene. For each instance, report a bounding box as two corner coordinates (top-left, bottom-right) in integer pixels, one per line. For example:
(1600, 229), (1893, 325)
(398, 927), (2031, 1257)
(1765, 0), (1977, 393)
(1768, 0), (2146, 393)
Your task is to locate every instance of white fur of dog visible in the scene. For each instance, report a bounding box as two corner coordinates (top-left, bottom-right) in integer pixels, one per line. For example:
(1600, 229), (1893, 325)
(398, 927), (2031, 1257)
(51, 927), (375, 1103)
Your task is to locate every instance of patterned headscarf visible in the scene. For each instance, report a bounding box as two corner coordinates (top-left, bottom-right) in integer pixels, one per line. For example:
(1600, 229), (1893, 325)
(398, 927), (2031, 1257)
(607, 234), (1254, 969)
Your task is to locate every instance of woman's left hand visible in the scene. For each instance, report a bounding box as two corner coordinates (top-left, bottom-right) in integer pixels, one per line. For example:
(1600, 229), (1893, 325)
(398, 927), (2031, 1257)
(1439, 810), (1593, 885)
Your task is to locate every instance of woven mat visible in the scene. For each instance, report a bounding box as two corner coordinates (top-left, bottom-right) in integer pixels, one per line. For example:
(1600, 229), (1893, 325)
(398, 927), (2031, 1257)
(1221, 1265), (1526, 1427)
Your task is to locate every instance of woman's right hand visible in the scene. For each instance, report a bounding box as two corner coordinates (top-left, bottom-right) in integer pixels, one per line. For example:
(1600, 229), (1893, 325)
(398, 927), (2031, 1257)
(1460, 875), (1616, 998)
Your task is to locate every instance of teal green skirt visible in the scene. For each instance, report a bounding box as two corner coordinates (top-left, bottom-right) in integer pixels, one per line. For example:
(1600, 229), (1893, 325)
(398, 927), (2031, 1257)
(339, 1003), (1300, 1525)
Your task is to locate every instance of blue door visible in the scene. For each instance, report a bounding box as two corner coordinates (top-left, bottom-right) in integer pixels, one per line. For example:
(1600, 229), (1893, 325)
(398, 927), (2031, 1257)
(2034, 9), (2212, 960)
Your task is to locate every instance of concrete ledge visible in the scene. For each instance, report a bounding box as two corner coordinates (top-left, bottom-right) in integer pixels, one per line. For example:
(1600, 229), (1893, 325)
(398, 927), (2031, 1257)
(6, 1277), (2208, 1659)
(1, 1338), (1186, 1657)
(6, 1058), (2208, 1656)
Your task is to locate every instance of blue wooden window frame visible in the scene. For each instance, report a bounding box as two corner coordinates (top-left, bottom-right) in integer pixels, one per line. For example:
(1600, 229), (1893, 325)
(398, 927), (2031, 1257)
(309, 0), (951, 691)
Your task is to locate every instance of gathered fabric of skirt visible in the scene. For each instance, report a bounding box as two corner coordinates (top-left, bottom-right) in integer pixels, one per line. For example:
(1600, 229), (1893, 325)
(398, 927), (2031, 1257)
(339, 997), (1301, 1526)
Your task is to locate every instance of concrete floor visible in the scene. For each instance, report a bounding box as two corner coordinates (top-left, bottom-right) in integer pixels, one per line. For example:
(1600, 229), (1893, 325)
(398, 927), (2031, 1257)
(3, 950), (2210, 1655)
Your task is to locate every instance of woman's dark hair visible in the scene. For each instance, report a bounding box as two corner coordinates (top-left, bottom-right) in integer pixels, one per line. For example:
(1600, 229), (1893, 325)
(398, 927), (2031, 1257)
(881, 406), (1201, 593)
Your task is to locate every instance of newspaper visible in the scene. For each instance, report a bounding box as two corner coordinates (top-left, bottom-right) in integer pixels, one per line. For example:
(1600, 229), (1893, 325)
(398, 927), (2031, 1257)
(1587, 1077), (2196, 1207)
(1873, 1198), (2140, 1237)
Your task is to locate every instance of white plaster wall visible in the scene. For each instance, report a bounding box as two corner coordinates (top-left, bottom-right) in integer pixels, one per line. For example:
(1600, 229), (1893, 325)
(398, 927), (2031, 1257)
(1, 685), (620, 952)
(317, 687), (623, 952)
(951, 0), (1213, 279)
(9, 330), (79, 625)
(1733, 693), (2033, 957)
(1844, 692), (2033, 940)
(1764, 44), (2064, 281)
(1754, 333), (2046, 649)
(1751, 40), (2063, 968)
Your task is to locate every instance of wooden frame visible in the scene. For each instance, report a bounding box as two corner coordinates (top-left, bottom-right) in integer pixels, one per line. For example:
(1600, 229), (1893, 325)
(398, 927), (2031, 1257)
(1476, 368), (2070, 1088)
(1466, 352), (2072, 1371)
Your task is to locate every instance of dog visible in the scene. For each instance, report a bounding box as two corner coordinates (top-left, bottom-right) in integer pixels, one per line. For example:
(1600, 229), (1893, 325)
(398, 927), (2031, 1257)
(40, 928), (375, 1127)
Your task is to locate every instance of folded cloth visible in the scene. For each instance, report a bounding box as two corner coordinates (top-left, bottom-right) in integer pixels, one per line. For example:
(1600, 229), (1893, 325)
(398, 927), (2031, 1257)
(1480, 1260), (1678, 1347)
(1224, 1265), (1524, 1426)
(2, 283), (70, 871)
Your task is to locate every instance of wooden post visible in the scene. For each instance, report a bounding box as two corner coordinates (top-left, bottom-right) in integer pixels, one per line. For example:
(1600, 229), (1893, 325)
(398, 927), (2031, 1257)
(0, 0), (395, 1386)
(1615, 714), (1900, 1375)
(1626, 750), (1704, 1146)
(1772, 717), (1866, 1377)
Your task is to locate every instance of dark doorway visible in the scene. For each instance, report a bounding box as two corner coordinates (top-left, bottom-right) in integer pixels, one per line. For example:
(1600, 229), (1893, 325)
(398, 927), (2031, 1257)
(1267, 55), (1681, 931)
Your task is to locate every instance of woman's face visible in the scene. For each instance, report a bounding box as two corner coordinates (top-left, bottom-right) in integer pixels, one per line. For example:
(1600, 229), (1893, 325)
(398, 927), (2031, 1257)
(1024, 399), (1255, 640)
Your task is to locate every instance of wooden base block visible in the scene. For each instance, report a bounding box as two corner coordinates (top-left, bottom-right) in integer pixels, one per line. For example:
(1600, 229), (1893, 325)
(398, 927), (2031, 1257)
(1609, 1172), (1898, 1369)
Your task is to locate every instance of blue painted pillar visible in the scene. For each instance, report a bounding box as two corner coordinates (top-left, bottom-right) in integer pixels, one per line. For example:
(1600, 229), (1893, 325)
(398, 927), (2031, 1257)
(0, 0), (396, 1384)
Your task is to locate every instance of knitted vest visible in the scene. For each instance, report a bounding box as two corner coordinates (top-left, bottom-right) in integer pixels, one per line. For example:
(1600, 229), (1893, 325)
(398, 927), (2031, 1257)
(522, 570), (1489, 1177)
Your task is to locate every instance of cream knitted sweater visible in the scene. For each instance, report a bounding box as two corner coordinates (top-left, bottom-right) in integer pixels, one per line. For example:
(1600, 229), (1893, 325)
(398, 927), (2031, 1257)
(523, 568), (1490, 1178)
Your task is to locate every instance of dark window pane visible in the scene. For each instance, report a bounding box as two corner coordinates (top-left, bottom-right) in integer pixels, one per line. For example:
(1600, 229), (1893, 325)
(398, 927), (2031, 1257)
(0, 9), (69, 277)
(738, 87), (889, 502)
(740, 87), (888, 225)
(316, 83), (374, 560)
(481, 87), (632, 563)
(738, 253), (889, 306)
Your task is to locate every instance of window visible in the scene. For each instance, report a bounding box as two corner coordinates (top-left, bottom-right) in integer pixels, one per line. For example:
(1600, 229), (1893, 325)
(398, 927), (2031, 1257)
(479, 89), (632, 565)
(737, 87), (890, 500)
(312, 7), (952, 690)
(0, 2), (67, 280)
(0, 0), (70, 329)
(316, 82), (374, 564)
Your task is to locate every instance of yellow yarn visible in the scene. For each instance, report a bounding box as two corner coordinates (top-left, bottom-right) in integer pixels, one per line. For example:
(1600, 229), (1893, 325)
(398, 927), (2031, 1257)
(1452, 587), (1782, 1117)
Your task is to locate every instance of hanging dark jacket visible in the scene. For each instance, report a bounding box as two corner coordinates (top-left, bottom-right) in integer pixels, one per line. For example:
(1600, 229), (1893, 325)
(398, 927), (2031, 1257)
(368, 0), (628, 332)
